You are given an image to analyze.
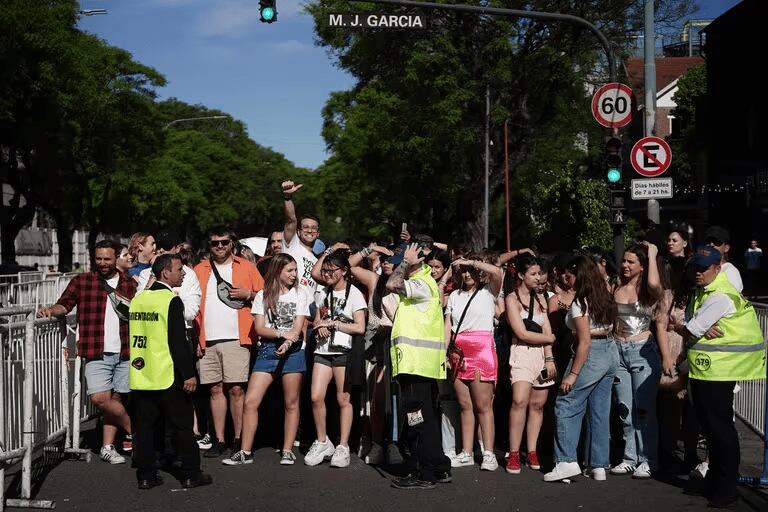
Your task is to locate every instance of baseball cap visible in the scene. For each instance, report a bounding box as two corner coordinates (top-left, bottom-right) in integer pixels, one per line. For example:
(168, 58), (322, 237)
(704, 226), (731, 245)
(386, 243), (408, 266)
(690, 244), (721, 268)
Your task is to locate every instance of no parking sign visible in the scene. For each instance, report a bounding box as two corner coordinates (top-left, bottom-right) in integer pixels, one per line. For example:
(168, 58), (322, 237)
(630, 137), (672, 177)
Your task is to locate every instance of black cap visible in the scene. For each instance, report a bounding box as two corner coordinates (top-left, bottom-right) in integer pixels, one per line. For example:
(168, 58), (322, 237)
(704, 225), (731, 245)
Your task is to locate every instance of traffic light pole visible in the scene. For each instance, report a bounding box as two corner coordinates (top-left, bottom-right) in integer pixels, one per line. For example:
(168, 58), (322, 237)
(644, 0), (658, 226)
(351, 0), (618, 251)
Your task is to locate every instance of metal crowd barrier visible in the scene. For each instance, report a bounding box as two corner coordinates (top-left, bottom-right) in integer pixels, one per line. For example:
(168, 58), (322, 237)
(0, 308), (90, 510)
(736, 302), (768, 488)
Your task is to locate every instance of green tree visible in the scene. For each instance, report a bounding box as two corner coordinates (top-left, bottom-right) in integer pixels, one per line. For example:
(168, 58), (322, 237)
(668, 63), (705, 186)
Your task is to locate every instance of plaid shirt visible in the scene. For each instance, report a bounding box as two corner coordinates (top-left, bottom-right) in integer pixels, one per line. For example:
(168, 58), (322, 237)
(56, 271), (137, 361)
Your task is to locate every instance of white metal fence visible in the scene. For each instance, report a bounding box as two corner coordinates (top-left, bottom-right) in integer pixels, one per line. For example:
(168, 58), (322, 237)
(0, 308), (93, 510)
(734, 302), (768, 437)
(0, 273), (77, 309)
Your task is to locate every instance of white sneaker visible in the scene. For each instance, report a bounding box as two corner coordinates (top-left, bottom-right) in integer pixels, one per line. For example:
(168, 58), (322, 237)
(280, 450), (297, 465)
(304, 438), (335, 466)
(222, 450), (254, 466)
(451, 451), (474, 468)
(591, 468), (607, 481)
(330, 444), (350, 468)
(444, 449), (457, 460)
(690, 461), (709, 479)
(480, 450), (498, 471)
(100, 445), (126, 465)
(610, 462), (637, 475)
(196, 433), (212, 450)
(365, 443), (384, 465)
(632, 462), (652, 479)
(543, 461), (581, 482)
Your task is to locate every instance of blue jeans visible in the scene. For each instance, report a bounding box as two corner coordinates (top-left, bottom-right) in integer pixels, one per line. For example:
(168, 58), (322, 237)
(613, 337), (661, 468)
(554, 338), (619, 468)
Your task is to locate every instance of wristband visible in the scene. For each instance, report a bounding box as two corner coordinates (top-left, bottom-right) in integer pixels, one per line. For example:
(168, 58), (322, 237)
(323, 249), (332, 257)
(569, 370), (580, 377)
(545, 357), (555, 362)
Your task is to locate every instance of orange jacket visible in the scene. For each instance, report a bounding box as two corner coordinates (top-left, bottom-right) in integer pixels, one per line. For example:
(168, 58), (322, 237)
(194, 256), (264, 349)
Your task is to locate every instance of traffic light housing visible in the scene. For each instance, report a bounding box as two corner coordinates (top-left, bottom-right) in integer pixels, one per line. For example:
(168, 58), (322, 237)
(605, 137), (622, 184)
(259, 0), (277, 23)
(609, 187), (626, 225)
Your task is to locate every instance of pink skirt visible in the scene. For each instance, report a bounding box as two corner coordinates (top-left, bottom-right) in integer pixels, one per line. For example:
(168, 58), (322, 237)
(454, 330), (497, 382)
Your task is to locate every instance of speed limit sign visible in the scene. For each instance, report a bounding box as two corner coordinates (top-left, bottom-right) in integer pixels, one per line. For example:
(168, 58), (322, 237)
(591, 83), (633, 128)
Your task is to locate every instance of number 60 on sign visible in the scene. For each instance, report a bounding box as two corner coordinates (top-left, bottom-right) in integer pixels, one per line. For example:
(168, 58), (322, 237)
(591, 83), (633, 128)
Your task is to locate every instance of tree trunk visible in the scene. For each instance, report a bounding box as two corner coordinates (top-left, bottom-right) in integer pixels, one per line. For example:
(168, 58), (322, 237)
(56, 223), (74, 272)
(0, 223), (20, 264)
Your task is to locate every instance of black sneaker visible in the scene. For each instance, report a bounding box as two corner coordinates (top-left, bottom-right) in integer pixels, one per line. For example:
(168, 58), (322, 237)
(137, 474), (163, 490)
(181, 472), (213, 489)
(435, 470), (452, 483)
(203, 441), (227, 458)
(391, 474), (436, 490)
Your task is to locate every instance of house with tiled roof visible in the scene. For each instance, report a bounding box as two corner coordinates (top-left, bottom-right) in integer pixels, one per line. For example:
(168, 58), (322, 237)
(624, 56), (704, 138)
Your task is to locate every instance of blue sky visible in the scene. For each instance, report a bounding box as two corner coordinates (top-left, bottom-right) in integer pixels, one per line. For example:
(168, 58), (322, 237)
(78, 0), (741, 170)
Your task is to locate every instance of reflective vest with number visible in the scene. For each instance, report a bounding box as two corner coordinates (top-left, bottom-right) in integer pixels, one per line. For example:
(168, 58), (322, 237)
(687, 272), (766, 381)
(129, 288), (175, 390)
(390, 265), (446, 380)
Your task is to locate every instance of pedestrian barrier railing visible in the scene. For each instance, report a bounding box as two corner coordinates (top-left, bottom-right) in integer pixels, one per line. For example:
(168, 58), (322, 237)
(0, 308), (92, 510)
(9, 275), (75, 309)
(735, 301), (768, 487)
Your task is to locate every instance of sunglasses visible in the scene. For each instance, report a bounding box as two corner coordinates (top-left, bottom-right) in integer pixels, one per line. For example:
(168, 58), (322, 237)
(208, 239), (232, 247)
(320, 267), (341, 275)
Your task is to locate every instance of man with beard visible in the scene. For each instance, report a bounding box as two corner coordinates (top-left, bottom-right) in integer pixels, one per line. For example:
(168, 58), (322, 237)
(38, 239), (137, 464)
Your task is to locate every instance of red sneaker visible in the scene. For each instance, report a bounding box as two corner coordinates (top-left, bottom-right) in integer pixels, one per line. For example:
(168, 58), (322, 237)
(506, 451), (521, 474)
(122, 435), (133, 453)
(527, 451), (541, 470)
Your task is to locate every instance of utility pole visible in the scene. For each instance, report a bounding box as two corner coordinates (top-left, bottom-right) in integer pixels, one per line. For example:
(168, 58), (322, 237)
(484, 84), (490, 249)
(644, 0), (660, 225)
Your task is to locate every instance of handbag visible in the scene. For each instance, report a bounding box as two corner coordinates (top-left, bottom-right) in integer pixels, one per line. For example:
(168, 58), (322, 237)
(100, 278), (131, 322)
(522, 292), (544, 334)
(210, 262), (247, 309)
(446, 287), (481, 380)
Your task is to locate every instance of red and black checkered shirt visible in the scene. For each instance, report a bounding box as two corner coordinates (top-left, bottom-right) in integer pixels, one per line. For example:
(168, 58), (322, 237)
(56, 271), (137, 361)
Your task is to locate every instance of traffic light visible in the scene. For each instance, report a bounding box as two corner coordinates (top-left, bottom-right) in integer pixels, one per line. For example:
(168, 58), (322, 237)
(259, 0), (276, 23)
(605, 136), (622, 184)
(609, 187), (626, 225)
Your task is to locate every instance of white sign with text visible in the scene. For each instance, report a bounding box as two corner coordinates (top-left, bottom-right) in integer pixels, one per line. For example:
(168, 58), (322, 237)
(631, 178), (674, 200)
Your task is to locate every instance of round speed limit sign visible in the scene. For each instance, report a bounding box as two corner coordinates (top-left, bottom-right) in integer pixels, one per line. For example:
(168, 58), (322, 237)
(591, 83), (633, 128)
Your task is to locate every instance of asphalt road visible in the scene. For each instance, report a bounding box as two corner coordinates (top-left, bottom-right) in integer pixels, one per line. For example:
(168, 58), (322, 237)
(12, 421), (768, 512)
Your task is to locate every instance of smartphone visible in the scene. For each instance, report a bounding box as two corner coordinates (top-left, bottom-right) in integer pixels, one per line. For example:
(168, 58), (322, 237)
(401, 222), (407, 233)
(540, 368), (549, 380)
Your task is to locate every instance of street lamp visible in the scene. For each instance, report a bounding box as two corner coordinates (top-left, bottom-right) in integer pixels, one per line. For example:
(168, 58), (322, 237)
(163, 116), (229, 130)
(79, 9), (108, 16)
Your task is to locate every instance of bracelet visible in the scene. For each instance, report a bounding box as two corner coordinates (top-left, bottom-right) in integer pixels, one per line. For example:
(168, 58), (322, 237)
(569, 370), (580, 377)
(544, 357), (555, 362)
(323, 248), (332, 257)
(361, 247), (372, 257)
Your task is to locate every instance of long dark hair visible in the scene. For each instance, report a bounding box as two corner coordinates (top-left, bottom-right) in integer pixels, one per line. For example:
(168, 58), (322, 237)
(568, 255), (616, 327)
(513, 254), (545, 311)
(322, 250), (352, 286)
(621, 244), (662, 309)
(263, 253), (297, 314)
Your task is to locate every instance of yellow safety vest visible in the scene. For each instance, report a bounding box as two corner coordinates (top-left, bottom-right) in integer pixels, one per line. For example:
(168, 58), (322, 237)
(390, 265), (446, 379)
(687, 272), (766, 381)
(129, 288), (175, 390)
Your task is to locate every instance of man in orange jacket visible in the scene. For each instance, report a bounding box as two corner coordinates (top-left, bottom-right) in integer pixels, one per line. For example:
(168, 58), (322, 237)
(194, 229), (264, 458)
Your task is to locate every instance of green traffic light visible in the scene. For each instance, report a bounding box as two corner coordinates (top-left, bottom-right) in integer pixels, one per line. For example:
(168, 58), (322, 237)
(261, 7), (274, 21)
(607, 168), (621, 183)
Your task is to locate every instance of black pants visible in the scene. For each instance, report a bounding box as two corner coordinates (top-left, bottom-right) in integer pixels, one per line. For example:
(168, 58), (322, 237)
(396, 374), (451, 482)
(690, 379), (739, 502)
(132, 387), (201, 481)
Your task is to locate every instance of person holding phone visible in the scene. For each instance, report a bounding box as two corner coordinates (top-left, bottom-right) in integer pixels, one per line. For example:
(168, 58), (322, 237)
(444, 253), (504, 471)
(222, 254), (308, 466)
(504, 255), (556, 474)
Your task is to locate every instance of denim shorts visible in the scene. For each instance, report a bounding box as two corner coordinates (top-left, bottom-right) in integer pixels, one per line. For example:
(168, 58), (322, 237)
(84, 353), (130, 395)
(252, 345), (306, 374)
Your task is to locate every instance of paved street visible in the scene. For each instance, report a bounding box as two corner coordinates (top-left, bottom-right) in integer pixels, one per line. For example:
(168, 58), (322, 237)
(10, 422), (767, 512)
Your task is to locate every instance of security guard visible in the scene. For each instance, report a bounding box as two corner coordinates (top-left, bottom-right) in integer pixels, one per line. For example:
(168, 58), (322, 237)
(674, 245), (765, 508)
(129, 253), (212, 490)
(386, 236), (451, 490)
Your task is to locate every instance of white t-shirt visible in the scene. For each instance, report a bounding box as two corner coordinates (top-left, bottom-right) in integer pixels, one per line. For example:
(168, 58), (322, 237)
(203, 262), (239, 341)
(282, 234), (318, 303)
(137, 265), (202, 328)
(446, 287), (496, 333)
(314, 284), (367, 355)
(721, 262), (743, 292)
(565, 299), (612, 332)
(252, 287), (310, 350)
(103, 275), (121, 353)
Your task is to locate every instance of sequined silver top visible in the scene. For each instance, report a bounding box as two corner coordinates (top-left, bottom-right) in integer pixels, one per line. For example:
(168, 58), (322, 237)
(615, 301), (653, 338)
